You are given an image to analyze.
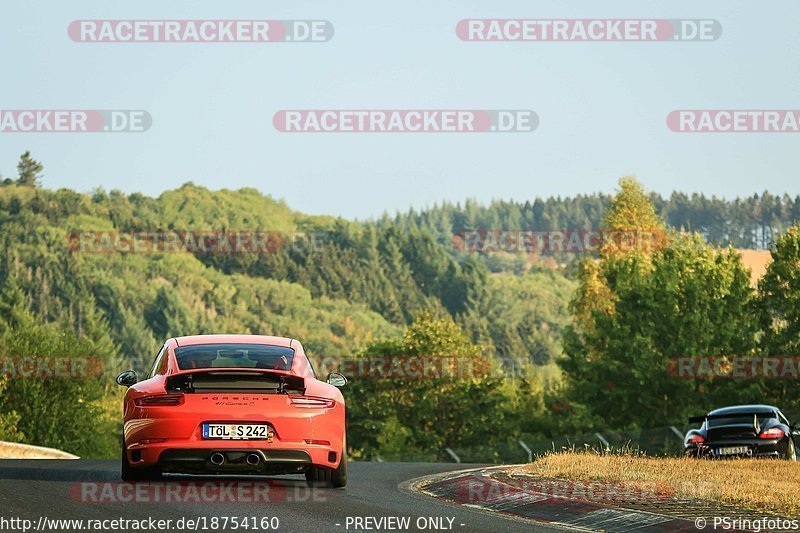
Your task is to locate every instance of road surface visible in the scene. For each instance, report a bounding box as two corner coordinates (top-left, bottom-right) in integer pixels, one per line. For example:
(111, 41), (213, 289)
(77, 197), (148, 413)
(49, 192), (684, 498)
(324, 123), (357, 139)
(0, 461), (565, 533)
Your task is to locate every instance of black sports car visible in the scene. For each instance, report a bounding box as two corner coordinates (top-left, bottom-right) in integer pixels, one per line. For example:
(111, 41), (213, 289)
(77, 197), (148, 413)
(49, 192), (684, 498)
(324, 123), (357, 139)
(685, 405), (798, 460)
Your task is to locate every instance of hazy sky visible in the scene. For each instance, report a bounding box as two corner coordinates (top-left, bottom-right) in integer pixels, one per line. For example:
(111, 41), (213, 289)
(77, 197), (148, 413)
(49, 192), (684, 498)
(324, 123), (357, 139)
(1, 1), (798, 219)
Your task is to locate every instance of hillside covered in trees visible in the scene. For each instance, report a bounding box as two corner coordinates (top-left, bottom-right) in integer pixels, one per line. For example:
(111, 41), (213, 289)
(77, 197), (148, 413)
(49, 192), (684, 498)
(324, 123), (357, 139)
(0, 153), (579, 376)
(389, 190), (800, 251)
(1, 152), (799, 459)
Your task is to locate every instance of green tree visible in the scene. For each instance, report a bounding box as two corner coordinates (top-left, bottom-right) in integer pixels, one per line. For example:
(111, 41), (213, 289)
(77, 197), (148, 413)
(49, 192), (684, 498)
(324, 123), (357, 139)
(559, 180), (758, 430)
(757, 225), (800, 412)
(600, 176), (668, 257)
(0, 285), (118, 456)
(16, 151), (43, 187)
(345, 311), (537, 461)
(144, 285), (200, 340)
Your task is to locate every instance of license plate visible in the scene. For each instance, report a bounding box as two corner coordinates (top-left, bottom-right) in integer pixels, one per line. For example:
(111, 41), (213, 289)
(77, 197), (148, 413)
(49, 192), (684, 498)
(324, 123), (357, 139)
(202, 423), (272, 440)
(717, 446), (749, 456)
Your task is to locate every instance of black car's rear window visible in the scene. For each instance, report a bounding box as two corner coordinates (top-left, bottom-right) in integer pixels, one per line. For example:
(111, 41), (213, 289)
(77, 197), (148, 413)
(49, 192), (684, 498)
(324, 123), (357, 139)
(175, 343), (295, 371)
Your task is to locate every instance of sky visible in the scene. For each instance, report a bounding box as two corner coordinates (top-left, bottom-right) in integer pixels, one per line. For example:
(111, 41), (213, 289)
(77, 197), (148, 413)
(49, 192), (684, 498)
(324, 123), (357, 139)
(1, 1), (799, 219)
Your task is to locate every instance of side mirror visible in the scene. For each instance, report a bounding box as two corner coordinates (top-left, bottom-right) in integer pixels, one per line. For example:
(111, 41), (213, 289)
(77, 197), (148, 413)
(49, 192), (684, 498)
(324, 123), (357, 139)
(116, 370), (137, 387)
(327, 372), (347, 387)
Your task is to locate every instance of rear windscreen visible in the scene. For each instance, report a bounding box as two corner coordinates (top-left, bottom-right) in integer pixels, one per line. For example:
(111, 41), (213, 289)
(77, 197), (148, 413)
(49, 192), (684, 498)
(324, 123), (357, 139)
(174, 343), (295, 371)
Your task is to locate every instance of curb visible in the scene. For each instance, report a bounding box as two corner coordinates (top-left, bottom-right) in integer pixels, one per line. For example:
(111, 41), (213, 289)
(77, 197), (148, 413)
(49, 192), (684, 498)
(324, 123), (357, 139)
(408, 466), (701, 532)
(0, 441), (80, 459)
(398, 468), (584, 531)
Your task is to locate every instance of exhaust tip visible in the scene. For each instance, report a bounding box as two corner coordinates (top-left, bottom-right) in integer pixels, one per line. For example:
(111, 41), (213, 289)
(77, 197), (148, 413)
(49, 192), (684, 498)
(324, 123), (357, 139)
(210, 452), (225, 466)
(246, 453), (261, 466)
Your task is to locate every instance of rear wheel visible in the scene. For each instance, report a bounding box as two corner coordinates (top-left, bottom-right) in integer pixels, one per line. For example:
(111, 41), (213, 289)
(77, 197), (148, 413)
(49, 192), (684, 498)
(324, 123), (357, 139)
(121, 436), (161, 481)
(684, 446), (708, 459)
(786, 438), (797, 461)
(305, 437), (347, 488)
(330, 445), (347, 488)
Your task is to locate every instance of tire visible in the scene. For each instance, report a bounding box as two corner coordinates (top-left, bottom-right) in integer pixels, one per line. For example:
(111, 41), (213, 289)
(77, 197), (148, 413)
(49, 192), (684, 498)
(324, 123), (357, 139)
(121, 436), (161, 482)
(305, 464), (331, 487)
(786, 438), (797, 461)
(684, 447), (705, 459)
(305, 437), (347, 488)
(330, 444), (347, 488)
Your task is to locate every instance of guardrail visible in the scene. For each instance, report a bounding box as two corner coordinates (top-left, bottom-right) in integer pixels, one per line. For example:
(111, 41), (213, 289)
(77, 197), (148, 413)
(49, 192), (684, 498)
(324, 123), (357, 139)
(372, 425), (691, 463)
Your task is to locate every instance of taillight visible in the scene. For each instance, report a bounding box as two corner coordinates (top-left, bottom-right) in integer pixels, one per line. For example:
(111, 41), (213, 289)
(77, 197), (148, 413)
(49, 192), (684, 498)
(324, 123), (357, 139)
(305, 439), (331, 445)
(135, 394), (184, 407)
(687, 435), (705, 444)
(290, 396), (335, 408)
(138, 438), (167, 445)
(759, 428), (785, 439)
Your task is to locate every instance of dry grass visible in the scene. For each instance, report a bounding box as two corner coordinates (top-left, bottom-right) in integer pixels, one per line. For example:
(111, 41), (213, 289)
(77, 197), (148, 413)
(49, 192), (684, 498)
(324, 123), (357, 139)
(0, 441), (79, 459)
(519, 452), (800, 516)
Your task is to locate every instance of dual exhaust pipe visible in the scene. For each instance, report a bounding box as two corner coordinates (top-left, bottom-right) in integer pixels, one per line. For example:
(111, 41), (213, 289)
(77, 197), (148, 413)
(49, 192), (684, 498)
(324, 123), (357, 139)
(209, 452), (262, 466)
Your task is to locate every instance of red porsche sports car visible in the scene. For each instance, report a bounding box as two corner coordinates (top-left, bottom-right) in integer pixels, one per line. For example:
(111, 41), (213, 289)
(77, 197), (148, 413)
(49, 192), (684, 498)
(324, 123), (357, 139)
(116, 334), (348, 487)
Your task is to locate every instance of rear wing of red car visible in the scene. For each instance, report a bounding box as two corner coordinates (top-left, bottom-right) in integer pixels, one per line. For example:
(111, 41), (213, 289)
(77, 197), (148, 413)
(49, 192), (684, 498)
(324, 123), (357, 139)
(166, 368), (306, 395)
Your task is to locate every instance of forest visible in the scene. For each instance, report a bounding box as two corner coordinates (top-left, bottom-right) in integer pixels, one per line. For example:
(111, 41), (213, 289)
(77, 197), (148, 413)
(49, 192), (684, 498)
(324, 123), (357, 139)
(1, 152), (799, 460)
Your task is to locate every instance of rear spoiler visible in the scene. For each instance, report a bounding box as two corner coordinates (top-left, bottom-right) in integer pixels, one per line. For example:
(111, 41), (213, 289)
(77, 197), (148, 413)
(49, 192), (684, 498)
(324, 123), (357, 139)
(166, 368), (306, 394)
(689, 412), (769, 428)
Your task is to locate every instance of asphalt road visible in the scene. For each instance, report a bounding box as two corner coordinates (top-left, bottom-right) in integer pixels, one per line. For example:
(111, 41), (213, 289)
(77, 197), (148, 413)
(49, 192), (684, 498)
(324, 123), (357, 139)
(0, 461), (565, 533)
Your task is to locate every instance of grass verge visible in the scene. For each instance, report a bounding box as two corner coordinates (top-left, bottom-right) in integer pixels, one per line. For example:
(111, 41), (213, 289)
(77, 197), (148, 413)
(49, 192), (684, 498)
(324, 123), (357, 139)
(519, 451), (800, 516)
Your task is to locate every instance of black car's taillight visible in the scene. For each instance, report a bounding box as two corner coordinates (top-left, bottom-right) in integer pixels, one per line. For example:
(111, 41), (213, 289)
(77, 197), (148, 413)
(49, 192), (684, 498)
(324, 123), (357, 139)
(759, 428), (785, 439)
(687, 435), (705, 444)
(135, 394), (184, 407)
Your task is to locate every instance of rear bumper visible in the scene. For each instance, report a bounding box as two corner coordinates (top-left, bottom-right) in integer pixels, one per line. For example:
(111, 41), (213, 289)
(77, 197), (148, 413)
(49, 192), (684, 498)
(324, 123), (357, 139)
(127, 441), (340, 474)
(158, 448), (314, 475)
(685, 438), (788, 458)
